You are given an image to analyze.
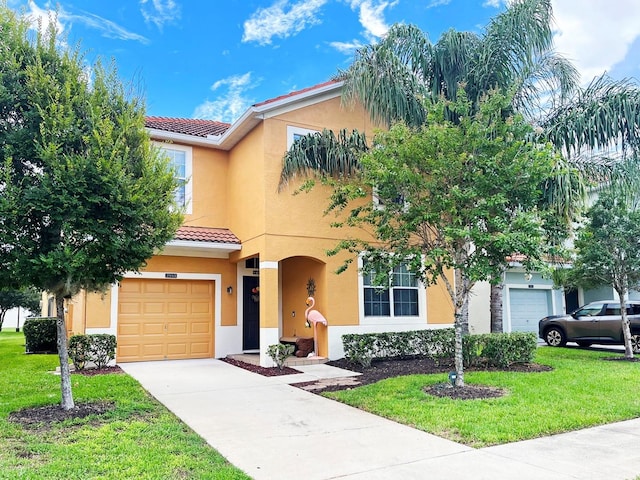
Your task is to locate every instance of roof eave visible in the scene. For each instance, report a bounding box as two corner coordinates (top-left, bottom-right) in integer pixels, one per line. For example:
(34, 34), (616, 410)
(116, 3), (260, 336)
(146, 81), (344, 150)
(159, 239), (242, 259)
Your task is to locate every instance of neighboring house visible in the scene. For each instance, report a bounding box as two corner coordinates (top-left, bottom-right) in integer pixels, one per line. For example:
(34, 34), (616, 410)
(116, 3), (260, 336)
(60, 81), (455, 366)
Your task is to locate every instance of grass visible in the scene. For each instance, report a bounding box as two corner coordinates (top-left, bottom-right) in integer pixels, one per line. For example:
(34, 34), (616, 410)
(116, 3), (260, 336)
(325, 346), (640, 447)
(0, 332), (250, 480)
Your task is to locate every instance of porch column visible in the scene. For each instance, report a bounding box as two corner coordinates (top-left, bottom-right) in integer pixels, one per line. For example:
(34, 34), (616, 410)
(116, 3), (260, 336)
(259, 261), (280, 366)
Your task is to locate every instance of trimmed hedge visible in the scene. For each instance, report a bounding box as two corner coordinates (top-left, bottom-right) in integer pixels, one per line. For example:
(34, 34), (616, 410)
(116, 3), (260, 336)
(342, 329), (455, 367)
(463, 332), (537, 368)
(68, 334), (117, 370)
(23, 317), (58, 353)
(342, 329), (537, 368)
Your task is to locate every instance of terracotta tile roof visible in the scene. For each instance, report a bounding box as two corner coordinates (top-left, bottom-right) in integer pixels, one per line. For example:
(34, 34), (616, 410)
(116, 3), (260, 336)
(175, 226), (240, 245)
(253, 80), (340, 107)
(145, 117), (230, 138)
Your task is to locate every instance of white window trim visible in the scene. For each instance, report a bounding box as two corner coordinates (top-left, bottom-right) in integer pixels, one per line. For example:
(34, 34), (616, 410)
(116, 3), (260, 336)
(154, 142), (193, 215)
(357, 255), (427, 326)
(287, 125), (319, 149)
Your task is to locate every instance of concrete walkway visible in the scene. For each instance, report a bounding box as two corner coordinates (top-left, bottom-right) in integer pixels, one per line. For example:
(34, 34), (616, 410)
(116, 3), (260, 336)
(121, 359), (640, 480)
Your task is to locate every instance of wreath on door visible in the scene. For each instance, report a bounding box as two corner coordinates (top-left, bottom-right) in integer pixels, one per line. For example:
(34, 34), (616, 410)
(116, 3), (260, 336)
(250, 286), (259, 303)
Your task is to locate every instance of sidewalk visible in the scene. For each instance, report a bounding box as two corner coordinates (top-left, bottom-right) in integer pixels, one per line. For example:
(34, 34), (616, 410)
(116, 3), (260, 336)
(121, 359), (640, 480)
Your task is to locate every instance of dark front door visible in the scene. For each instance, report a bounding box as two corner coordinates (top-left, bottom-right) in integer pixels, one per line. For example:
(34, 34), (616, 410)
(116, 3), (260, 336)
(243, 276), (260, 350)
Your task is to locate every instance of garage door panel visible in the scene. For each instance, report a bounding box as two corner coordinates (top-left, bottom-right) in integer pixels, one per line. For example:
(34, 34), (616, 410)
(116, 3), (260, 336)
(142, 322), (165, 335)
(120, 281), (143, 294)
(191, 283), (213, 295)
(117, 278), (215, 363)
(190, 342), (211, 355)
(191, 322), (211, 334)
(143, 282), (167, 294)
(167, 322), (188, 334)
(509, 289), (551, 334)
(168, 283), (189, 294)
(119, 302), (142, 315)
(118, 323), (142, 336)
(143, 302), (165, 314)
(168, 302), (188, 314)
(191, 302), (211, 314)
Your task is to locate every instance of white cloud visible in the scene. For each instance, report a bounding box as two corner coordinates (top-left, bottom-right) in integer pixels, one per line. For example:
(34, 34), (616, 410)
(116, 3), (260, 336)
(139, 0), (180, 30)
(329, 39), (364, 54)
(71, 11), (150, 43)
(427, 0), (451, 7)
(193, 73), (259, 123)
(242, 0), (328, 45)
(23, 0), (64, 36)
(23, 1), (149, 44)
(482, 0), (504, 7)
(551, 0), (640, 83)
(347, 0), (396, 41)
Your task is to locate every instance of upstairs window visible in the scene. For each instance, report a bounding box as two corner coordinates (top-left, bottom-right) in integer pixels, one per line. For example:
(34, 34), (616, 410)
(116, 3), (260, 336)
(287, 125), (319, 149)
(157, 143), (192, 214)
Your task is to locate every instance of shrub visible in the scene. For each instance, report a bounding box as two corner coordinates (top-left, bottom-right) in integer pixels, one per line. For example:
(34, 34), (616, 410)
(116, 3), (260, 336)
(342, 329), (536, 368)
(267, 343), (295, 369)
(68, 334), (92, 370)
(68, 334), (116, 370)
(23, 317), (57, 353)
(342, 329), (456, 367)
(90, 334), (117, 369)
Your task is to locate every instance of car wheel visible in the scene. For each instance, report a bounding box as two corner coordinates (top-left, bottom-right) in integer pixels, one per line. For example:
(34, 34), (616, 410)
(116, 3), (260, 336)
(631, 334), (640, 354)
(576, 341), (592, 348)
(545, 327), (566, 347)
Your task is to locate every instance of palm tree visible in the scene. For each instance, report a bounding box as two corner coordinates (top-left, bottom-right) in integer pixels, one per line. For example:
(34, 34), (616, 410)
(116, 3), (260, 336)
(279, 0), (640, 331)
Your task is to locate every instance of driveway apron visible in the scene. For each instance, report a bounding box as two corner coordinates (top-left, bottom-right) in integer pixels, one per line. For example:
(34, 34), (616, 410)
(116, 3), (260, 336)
(121, 359), (640, 480)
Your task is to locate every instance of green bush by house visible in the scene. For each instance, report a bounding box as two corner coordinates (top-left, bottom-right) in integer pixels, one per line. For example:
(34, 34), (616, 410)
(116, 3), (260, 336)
(23, 317), (57, 353)
(342, 329), (537, 368)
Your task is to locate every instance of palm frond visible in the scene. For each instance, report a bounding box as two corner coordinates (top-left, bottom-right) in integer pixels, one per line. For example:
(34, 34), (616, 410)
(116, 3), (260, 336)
(541, 74), (640, 155)
(278, 129), (368, 191)
(341, 24), (432, 127)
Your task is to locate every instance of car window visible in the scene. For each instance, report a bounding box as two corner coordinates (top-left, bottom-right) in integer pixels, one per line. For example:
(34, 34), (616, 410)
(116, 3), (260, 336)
(605, 307), (621, 316)
(575, 305), (604, 317)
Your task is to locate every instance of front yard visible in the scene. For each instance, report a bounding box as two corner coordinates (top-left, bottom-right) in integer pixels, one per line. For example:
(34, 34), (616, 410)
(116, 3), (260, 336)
(0, 332), (250, 480)
(325, 346), (640, 447)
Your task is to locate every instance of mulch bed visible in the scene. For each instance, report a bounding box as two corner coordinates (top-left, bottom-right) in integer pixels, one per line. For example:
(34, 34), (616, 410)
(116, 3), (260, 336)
(602, 356), (640, 362)
(8, 401), (115, 429)
(73, 365), (125, 376)
(220, 356), (301, 376)
(220, 354), (552, 400)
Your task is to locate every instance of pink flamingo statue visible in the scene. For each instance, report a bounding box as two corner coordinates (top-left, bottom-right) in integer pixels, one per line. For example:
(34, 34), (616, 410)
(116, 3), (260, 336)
(305, 296), (327, 357)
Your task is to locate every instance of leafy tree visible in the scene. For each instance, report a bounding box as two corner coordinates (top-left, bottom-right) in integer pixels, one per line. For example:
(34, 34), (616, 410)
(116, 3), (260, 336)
(323, 91), (557, 386)
(0, 287), (40, 331)
(0, 7), (183, 409)
(571, 189), (640, 358)
(279, 0), (640, 331)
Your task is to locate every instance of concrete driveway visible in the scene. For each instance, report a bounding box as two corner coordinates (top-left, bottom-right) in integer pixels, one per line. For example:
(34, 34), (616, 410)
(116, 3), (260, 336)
(121, 359), (640, 480)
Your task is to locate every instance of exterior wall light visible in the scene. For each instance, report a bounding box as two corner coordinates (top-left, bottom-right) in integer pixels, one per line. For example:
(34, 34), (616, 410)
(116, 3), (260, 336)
(226, 286), (233, 294)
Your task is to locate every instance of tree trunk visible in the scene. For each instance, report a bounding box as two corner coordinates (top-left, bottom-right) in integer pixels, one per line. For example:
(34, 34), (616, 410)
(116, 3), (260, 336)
(0, 308), (6, 331)
(490, 282), (504, 333)
(461, 294), (469, 335)
(619, 298), (634, 360)
(55, 295), (75, 410)
(454, 312), (465, 387)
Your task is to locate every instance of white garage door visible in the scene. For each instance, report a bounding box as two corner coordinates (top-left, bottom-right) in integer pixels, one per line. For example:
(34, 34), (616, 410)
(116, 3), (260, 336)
(509, 288), (551, 333)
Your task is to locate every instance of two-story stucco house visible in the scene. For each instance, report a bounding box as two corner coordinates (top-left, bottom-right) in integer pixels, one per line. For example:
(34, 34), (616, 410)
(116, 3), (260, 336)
(62, 80), (454, 366)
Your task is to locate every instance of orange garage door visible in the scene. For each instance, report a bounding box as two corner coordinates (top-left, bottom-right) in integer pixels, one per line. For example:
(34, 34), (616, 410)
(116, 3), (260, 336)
(117, 278), (215, 362)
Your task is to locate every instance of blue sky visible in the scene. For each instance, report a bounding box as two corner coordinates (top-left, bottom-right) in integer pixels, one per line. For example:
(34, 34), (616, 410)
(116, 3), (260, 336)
(8, 0), (640, 123)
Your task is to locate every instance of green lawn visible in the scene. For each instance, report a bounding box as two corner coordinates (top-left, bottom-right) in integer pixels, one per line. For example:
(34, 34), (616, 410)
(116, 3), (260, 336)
(326, 346), (640, 447)
(0, 332), (250, 480)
